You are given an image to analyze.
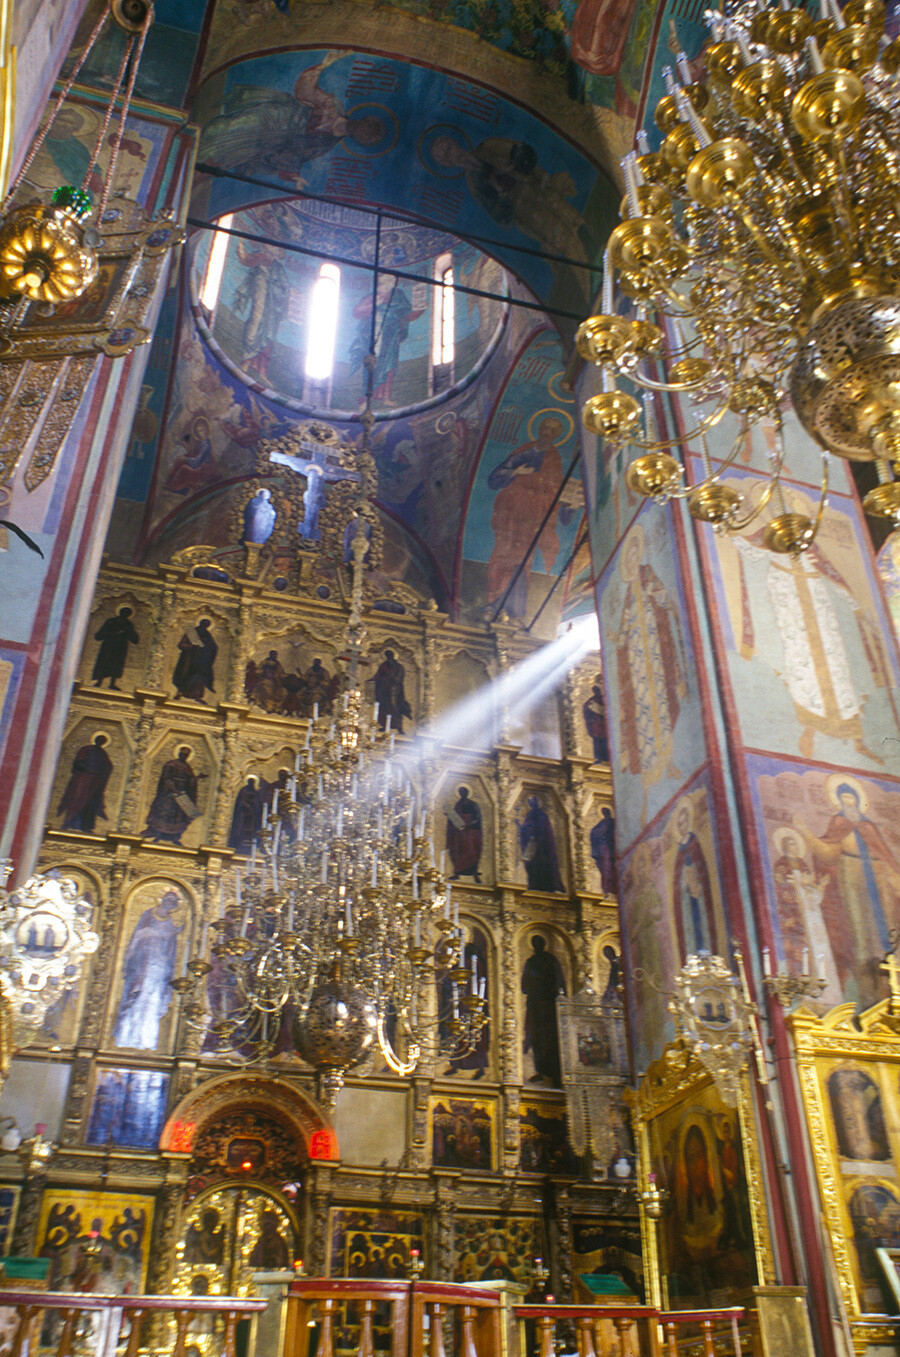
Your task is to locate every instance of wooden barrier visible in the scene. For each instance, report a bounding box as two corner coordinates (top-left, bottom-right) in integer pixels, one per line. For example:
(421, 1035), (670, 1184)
(285, 1279), (502, 1357)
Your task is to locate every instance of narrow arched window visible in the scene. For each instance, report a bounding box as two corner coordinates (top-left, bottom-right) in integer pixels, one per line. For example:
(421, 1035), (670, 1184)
(431, 252), (454, 393)
(305, 262), (341, 381)
(199, 213), (233, 316)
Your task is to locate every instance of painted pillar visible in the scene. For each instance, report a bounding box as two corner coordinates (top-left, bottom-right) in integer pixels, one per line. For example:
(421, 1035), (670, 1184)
(578, 359), (900, 1353)
(0, 106), (195, 877)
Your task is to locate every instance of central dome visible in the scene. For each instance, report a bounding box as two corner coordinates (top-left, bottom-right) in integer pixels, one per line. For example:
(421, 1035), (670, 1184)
(191, 197), (509, 420)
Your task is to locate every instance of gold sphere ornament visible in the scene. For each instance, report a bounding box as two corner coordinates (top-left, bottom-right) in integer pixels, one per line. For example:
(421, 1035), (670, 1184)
(762, 512), (816, 554)
(625, 452), (683, 498)
(863, 481), (900, 522)
(0, 202), (97, 305)
(583, 389), (642, 439)
(688, 483), (743, 524)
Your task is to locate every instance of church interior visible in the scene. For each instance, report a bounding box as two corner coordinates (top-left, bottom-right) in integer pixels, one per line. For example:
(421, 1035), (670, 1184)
(2, 0), (900, 1354)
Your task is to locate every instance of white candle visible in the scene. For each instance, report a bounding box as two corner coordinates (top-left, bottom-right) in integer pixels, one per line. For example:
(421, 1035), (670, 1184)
(201, 920), (209, 954)
(412, 863), (418, 898)
(318, 774), (324, 799)
(444, 891), (450, 922)
(371, 851), (378, 888)
(762, 947), (771, 976)
(298, 805), (306, 840)
(272, 857), (279, 891)
(241, 905), (251, 938)
(273, 821), (282, 855)
(440, 851), (446, 875)
(406, 827), (413, 857)
(352, 774), (358, 799)
(601, 248), (613, 314)
(313, 702), (319, 721)
(235, 868), (242, 909)
(802, 947), (809, 975)
(470, 952), (477, 980)
(385, 714), (392, 733)
(452, 983), (458, 1020)
(262, 804), (268, 828)
(345, 897), (353, 935)
(373, 702), (380, 724)
(415, 913), (421, 947)
(321, 854), (328, 885)
(295, 751), (302, 772)
(337, 804), (344, 836)
(287, 897), (295, 930)
(453, 899), (459, 928)
(479, 977), (486, 1000)
(273, 789), (279, 815)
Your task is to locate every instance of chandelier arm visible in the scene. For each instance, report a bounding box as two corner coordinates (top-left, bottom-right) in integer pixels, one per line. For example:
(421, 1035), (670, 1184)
(625, 394), (733, 446)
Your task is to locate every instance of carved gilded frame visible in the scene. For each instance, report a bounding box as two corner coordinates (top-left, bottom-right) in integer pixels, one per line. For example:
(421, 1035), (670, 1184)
(632, 1039), (774, 1310)
(788, 1000), (900, 1335)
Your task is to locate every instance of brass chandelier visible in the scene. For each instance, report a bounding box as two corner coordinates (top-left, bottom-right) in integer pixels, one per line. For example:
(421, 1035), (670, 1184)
(578, 0), (900, 552)
(176, 696), (487, 1108)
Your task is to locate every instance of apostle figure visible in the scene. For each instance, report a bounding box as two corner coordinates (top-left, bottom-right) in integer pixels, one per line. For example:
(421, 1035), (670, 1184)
(304, 657), (333, 715)
(57, 733), (113, 833)
(251, 650), (285, 712)
(173, 618), (217, 702)
(374, 649), (412, 732)
(228, 775), (265, 855)
(446, 786), (483, 883)
(112, 889), (185, 1049)
(241, 487), (276, 545)
(517, 795), (564, 893)
(144, 746), (205, 844)
(521, 935), (566, 1085)
(582, 680), (609, 764)
(91, 607), (139, 690)
(590, 807), (617, 896)
(672, 802), (718, 961)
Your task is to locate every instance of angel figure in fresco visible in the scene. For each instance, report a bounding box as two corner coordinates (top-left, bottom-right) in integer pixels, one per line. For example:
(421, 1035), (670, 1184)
(199, 55), (385, 184)
(614, 524), (687, 813)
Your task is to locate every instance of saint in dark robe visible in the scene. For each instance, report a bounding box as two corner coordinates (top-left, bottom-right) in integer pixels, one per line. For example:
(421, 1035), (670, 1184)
(446, 786), (483, 882)
(173, 619), (217, 702)
(590, 807), (617, 896)
(91, 607), (139, 689)
(228, 776), (265, 855)
(184, 1208), (225, 1265)
(521, 935), (566, 1085)
(582, 682), (609, 763)
(242, 487), (277, 545)
(112, 890), (185, 1049)
(248, 1210), (291, 1269)
(374, 650), (412, 732)
(57, 734), (113, 833)
(517, 796), (564, 893)
(144, 746), (204, 844)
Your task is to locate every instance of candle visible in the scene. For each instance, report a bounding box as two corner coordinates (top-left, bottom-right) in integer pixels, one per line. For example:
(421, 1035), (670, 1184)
(371, 851), (378, 888)
(452, 982), (458, 1020)
(601, 248), (613, 314)
(201, 920), (209, 954)
(390, 731), (396, 754)
(471, 952), (477, 980)
(241, 904), (251, 937)
(235, 868), (242, 909)
(273, 789), (279, 815)
(272, 857), (279, 891)
(412, 863), (418, 898)
(373, 702), (380, 724)
(345, 897), (353, 935)
(406, 827), (413, 858)
(622, 151), (641, 217)
(313, 702), (319, 721)
(298, 806), (306, 841)
(262, 804), (268, 829)
(415, 913), (421, 947)
(385, 714), (392, 733)
(295, 751), (302, 772)
(287, 897), (294, 930)
(802, 947), (809, 975)
(321, 854), (328, 885)
(453, 898), (459, 928)
(444, 890), (450, 922)
(479, 977), (486, 999)
(251, 840), (257, 870)
(352, 773), (358, 799)
(318, 774), (324, 799)
(762, 946), (771, 976)
(337, 804), (344, 836)
(440, 851), (446, 875)
(273, 821), (281, 855)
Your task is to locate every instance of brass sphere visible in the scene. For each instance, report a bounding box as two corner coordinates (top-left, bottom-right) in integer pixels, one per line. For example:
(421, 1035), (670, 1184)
(767, 8), (813, 53)
(823, 24), (880, 70)
(790, 293), (900, 460)
(731, 60), (789, 119)
(762, 513), (816, 554)
(843, 0), (886, 29)
(620, 183), (673, 222)
(292, 975), (376, 1072)
(863, 481), (900, 521)
(662, 122), (706, 170)
(791, 70), (866, 142)
(655, 94), (684, 133)
(608, 216), (674, 273)
(685, 139), (755, 208)
(625, 453), (683, 498)
(669, 356), (714, 387)
(688, 483), (742, 524)
(705, 40), (744, 84)
(575, 314), (631, 365)
(582, 390), (643, 439)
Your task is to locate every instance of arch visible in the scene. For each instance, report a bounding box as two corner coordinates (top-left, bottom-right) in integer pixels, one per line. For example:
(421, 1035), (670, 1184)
(160, 1072), (339, 1160)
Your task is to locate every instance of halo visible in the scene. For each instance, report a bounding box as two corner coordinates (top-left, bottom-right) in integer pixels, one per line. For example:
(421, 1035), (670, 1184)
(90, 730), (111, 746)
(826, 772), (869, 814)
(619, 520), (646, 583)
(672, 796), (694, 835)
(547, 370), (575, 405)
(417, 124), (472, 179)
(771, 825), (804, 859)
(434, 410), (458, 435)
(343, 103), (399, 157)
(526, 407), (573, 444)
(173, 742), (194, 761)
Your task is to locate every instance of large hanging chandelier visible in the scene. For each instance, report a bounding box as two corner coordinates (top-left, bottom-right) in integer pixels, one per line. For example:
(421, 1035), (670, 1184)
(176, 696), (487, 1108)
(578, 0), (900, 553)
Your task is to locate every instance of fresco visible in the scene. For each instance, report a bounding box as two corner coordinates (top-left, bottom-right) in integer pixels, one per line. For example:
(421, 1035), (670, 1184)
(63, 0), (207, 110)
(597, 511), (705, 849)
(704, 477), (900, 773)
(430, 1095), (494, 1169)
(619, 779), (729, 1072)
(86, 1069), (170, 1150)
(196, 53), (608, 319)
(877, 529), (900, 650)
(518, 928), (573, 1085)
(519, 1097), (579, 1173)
(453, 1215), (538, 1284)
(750, 757), (900, 1011)
(37, 1190), (154, 1293)
(650, 1085), (757, 1308)
(108, 880), (193, 1053)
(462, 329), (583, 619)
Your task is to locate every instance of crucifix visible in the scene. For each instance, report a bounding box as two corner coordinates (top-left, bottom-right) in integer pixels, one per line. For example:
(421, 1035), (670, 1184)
(269, 436), (360, 541)
(881, 949), (900, 1012)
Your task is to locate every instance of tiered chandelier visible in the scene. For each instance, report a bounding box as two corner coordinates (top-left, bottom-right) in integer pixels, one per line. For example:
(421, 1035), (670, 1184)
(177, 689), (487, 1108)
(578, 0), (900, 552)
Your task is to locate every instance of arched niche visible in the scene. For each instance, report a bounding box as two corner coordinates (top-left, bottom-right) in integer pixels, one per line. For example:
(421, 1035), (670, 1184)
(160, 1072), (339, 1163)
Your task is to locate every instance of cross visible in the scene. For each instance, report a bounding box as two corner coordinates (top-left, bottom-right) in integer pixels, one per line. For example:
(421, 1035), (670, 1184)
(269, 437), (361, 541)
(881, 950), (900, 1011)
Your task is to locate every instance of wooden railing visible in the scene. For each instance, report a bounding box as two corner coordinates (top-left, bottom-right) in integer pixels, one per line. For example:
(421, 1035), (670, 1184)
(285, 1278), (503, 1357)
(0, 1288), (268, 1357)
(513, 1303), (749, 1357)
